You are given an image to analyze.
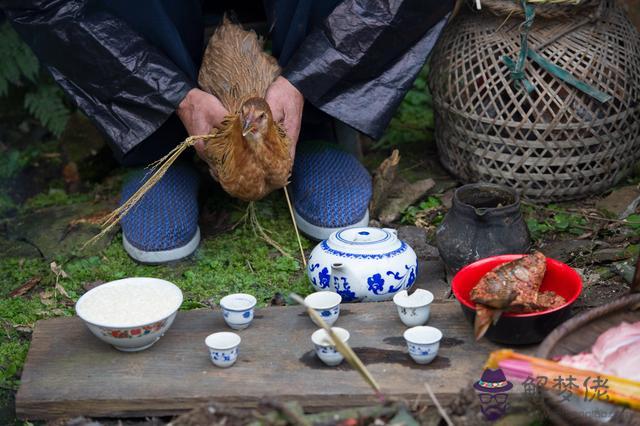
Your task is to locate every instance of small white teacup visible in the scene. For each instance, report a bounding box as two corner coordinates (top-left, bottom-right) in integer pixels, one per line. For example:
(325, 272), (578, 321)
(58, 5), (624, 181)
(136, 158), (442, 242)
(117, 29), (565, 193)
(311, 327), (350, 366)
(304, 291), (342, 326)
(220, 293), (257, 330)
(393, 289), (434, 327)
(205, 332), (241, 368)
(403, 325), (443, 365)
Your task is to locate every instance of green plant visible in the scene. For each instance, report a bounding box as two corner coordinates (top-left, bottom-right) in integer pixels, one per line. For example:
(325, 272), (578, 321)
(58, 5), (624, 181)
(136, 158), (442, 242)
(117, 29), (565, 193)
(0, 150), (28, 180)
(0, 21), (70, 136)
(625, 214), (640, 230)
(375, 66), (434, 149)
(24, 85), (70, 137)
(401, 196), (442, 225)
(525, 207), (587, 240)
(0, 21), (39, 96)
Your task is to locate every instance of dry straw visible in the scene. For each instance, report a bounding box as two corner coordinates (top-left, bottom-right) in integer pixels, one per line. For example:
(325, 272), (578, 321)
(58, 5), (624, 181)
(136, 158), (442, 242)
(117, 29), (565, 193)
(85, 133), (306, 268)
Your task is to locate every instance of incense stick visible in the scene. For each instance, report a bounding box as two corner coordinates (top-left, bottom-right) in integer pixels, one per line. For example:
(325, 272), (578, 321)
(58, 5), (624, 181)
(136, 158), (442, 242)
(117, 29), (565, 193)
(487, 350), (640, 410)
(283, 186), (307, 268)
(424, 383), (454, 426)
(290, 293), (383, 398)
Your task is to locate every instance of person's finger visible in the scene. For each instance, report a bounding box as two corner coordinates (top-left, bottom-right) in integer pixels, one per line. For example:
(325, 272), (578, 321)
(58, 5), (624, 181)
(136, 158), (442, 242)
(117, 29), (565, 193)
(193, 139), (206, 154)
(284, 110), (301, 160)
(205, 94), (229, 129)
(283, 112), (300, 142)
(271, 105), (285, 125)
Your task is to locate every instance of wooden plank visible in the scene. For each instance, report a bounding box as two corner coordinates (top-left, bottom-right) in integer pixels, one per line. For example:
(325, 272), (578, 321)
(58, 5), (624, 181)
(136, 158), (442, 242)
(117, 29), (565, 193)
(16, 300), (534, 420)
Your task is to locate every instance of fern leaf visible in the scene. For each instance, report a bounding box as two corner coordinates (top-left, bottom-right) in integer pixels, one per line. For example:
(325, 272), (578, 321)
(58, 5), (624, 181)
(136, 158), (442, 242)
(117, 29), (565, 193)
(24, 84), (70, 137)
(0, 21), (40, 96)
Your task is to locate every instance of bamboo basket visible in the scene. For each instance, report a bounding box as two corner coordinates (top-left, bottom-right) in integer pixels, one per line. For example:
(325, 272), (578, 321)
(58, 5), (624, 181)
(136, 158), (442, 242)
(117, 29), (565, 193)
(429, 2), (640, 201)
(535, 253), (640, 425)
(482, 0), (600, 18)
(535, 295), (640, 425)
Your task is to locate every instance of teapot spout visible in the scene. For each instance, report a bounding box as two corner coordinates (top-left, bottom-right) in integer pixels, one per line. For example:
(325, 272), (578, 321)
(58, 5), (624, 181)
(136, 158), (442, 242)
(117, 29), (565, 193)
(331, 262), (345, 271)
(331, 262), (350, 279)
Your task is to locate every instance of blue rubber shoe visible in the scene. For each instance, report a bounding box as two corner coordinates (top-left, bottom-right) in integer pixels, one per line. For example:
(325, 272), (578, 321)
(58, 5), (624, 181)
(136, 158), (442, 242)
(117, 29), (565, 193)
(120, 162), (200, 264)
(291, 142), (372, 241)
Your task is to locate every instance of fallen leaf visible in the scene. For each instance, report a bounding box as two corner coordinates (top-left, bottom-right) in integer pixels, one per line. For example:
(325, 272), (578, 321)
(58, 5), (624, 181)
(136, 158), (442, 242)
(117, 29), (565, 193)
(68, 211), (111, 227)
(14, 325), (33, 335)
(378, 178), (436, 224)
(9, 277), (41, 298)
(370, 149), (401, 217)
(50, 261), (69, 279)
(39, 289), (55, 306)
(82, 280), (106, 292)
(55, 282), (71, 299)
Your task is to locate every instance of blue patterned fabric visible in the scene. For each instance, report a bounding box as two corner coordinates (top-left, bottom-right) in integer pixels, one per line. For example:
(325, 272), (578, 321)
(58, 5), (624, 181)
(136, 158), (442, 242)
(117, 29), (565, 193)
(120, 162), (199, 252)
(292, 142), (371, 228)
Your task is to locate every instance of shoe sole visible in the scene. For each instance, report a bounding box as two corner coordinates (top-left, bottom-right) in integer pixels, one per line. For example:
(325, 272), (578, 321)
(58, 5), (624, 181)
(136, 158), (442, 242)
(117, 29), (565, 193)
(123, 227), (201, 264)
(293, 209), (370, 241)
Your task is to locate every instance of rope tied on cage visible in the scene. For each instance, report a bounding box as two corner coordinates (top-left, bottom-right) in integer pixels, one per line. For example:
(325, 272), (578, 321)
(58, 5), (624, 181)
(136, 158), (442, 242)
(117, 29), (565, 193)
(502, 0), (536, 93)
(501, 0), (612, 103)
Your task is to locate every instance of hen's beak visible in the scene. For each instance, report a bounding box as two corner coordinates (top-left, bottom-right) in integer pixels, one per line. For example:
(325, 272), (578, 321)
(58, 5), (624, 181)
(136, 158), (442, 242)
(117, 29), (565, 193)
(242, 118), (255, 137)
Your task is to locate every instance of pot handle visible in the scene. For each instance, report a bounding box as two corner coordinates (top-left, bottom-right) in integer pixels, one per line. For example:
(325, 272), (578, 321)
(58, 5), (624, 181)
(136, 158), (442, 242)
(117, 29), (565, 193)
(474, 207), (489, 217)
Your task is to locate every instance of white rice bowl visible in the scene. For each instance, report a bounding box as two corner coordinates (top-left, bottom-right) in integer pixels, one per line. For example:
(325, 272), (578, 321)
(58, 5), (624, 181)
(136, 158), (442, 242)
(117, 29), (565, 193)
(75, 277), (183, 352)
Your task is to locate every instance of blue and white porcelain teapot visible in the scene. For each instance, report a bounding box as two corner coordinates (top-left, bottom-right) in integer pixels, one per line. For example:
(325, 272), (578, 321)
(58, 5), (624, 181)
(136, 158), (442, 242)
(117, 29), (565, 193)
(307, 227), (418, 302)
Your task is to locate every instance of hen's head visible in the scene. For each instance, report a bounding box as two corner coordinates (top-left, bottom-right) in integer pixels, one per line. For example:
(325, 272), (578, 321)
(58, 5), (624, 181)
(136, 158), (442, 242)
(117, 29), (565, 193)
(240, 97), (272, 143)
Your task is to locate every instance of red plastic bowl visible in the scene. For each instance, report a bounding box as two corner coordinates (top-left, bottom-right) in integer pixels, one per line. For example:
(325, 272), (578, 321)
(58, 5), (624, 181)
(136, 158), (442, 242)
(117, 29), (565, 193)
(451, 255), (582, 345)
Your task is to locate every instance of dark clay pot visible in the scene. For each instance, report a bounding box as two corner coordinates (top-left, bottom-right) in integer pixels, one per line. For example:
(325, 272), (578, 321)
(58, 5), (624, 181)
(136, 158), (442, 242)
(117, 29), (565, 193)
(436, 183), (530, 274)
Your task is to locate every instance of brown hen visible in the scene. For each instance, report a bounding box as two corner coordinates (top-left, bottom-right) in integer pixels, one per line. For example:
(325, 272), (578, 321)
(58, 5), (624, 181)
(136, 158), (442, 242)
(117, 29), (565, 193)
(91, 18), (302, 260)
(198, 17), (292, 201)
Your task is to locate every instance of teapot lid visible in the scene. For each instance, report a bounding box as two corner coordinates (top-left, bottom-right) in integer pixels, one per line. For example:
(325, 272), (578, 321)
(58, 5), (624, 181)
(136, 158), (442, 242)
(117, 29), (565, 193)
(327, 227), (399, 252)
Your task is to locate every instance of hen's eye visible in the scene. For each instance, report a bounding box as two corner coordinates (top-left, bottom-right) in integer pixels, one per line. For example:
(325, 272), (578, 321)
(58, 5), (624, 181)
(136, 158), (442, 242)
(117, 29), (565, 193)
(258, 113), (265, 119)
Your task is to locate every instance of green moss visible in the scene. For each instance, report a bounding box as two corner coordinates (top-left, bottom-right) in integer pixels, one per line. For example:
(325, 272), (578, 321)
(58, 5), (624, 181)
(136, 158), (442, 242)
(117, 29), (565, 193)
(0, 194), (314, 408)
(0, 193), (16, 216)
(0, 341), (28, 390)
(21, 189), (91, 211)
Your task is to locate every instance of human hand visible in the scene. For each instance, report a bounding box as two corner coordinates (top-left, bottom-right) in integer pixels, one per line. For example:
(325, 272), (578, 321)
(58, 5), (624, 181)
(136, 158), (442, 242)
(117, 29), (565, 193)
(265, 76), (304, 160)
(176, 88), (228, 170)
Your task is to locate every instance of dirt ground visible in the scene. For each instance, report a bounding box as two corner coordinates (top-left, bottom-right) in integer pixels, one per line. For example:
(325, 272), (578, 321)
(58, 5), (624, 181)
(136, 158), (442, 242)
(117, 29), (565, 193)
(1, 112), (638, 425)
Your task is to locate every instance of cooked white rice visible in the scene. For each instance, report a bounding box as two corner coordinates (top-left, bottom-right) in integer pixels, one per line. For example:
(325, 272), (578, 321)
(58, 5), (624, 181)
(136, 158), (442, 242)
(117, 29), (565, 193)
(77, 280), (181, 326)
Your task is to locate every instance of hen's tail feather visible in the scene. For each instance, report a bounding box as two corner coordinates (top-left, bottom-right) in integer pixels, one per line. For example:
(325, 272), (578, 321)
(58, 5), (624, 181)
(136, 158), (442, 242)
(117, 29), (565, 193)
(83, 134), (217, 249)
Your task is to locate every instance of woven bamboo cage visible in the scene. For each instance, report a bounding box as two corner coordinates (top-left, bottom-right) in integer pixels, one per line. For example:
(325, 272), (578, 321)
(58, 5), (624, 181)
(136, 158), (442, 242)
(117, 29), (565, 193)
(482, 0), (600, 18)
(429, 2), (640, 201)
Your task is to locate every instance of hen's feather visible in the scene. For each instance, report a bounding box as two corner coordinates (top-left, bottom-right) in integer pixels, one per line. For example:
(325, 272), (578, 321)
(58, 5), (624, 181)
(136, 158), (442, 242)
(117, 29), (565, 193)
(197, 17), (292, 201)
(198, 17), (280, 114)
